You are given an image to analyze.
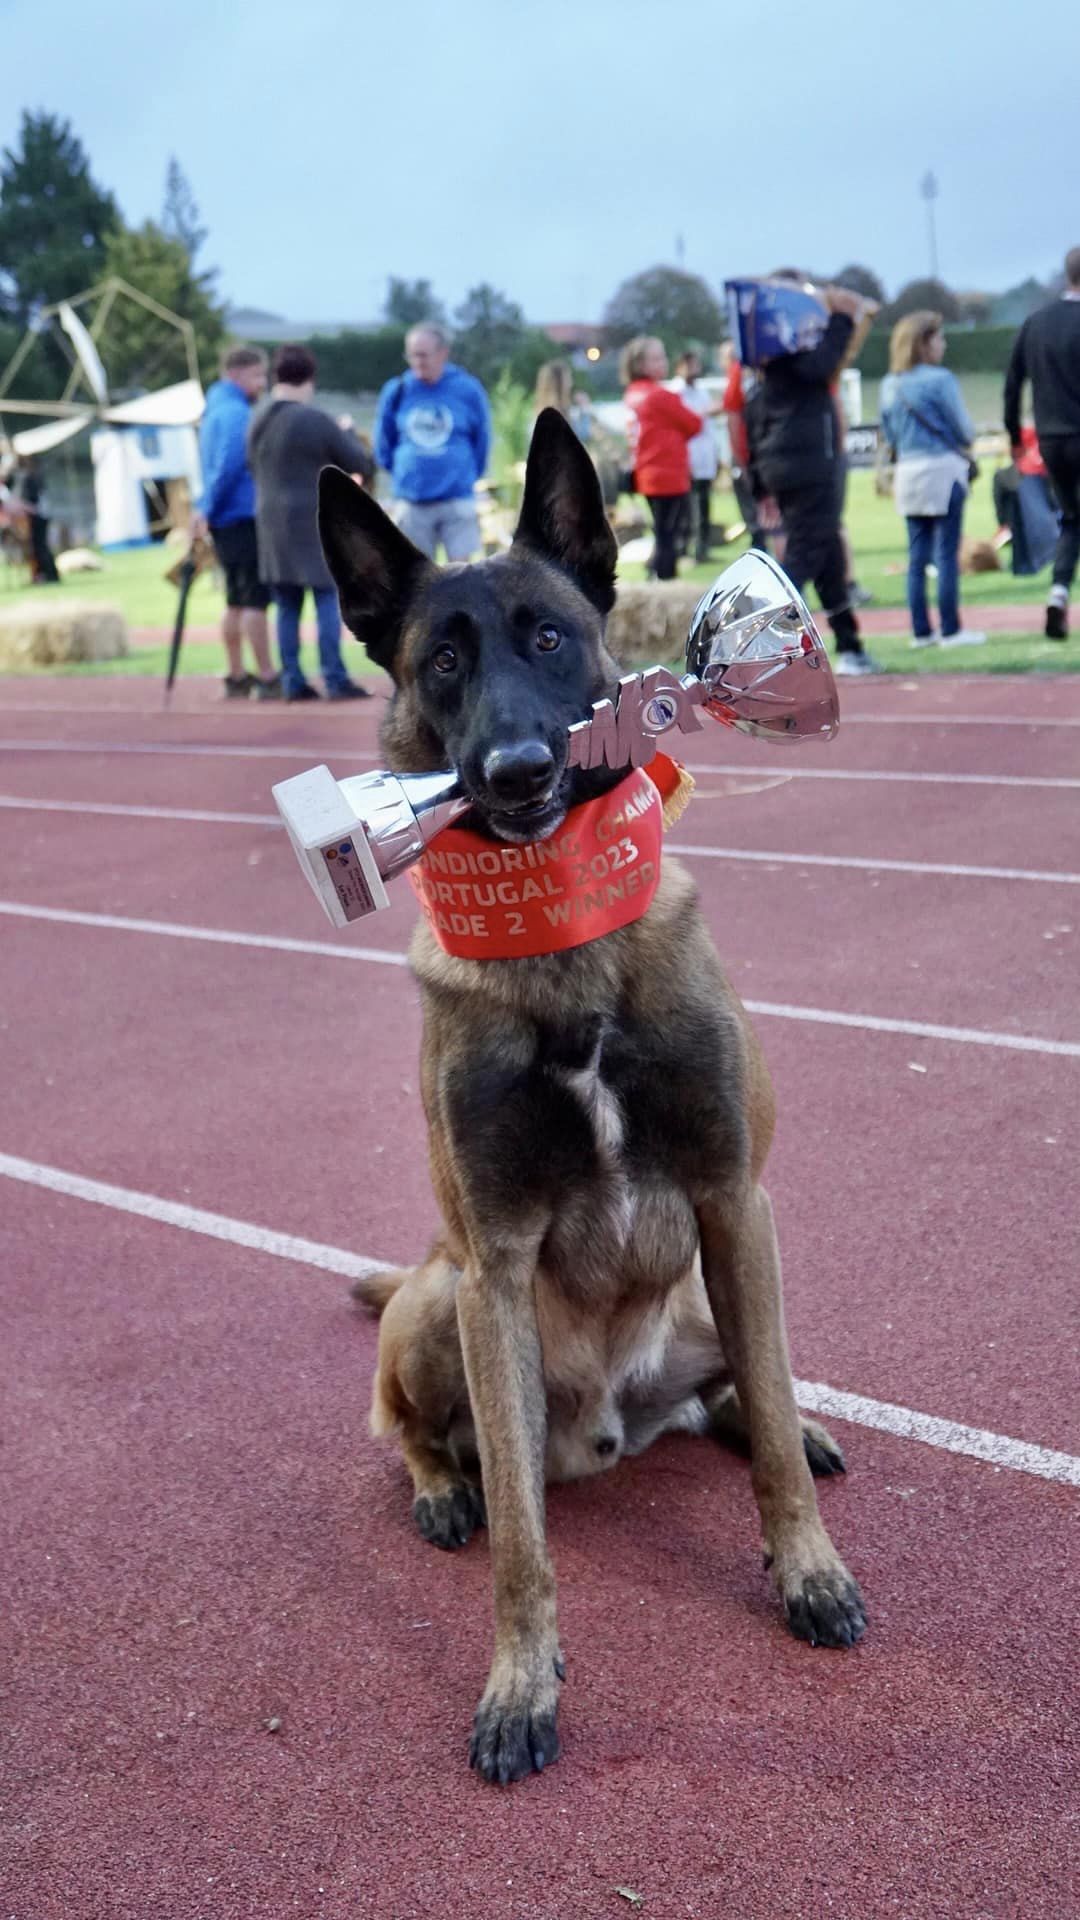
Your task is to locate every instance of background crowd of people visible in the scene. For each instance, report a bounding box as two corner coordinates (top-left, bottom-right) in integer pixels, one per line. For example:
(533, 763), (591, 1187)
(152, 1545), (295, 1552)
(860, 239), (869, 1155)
(194, 324), (494, 700)
(9, 246), (1080, 692)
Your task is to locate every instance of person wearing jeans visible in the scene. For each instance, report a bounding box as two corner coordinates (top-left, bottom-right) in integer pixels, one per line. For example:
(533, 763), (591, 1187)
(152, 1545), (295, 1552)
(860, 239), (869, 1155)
(905, 482), (965, 641)
(272, 585), (353, 697)
(880, 311), (985, 649)
(247, 344), (375, 700)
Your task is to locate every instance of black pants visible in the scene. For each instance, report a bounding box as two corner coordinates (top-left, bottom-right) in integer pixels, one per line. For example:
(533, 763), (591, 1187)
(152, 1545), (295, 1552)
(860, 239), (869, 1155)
(774, 482), (860, 652)
(646, 493), (688, 580)
(690, 478), (713, 560)
(1039, 436), (1080, 592)
(30, 514), (59, 584)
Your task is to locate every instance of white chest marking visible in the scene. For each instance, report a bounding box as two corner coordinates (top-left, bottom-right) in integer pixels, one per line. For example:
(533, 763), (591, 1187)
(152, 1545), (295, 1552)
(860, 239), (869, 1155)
(559, 1056), (625, 1167)
(555, 1040), (634, 1243)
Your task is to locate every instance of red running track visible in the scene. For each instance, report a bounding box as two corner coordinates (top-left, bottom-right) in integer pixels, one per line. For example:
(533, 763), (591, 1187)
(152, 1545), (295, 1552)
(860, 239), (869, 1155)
(1, 673), (1078, 1918)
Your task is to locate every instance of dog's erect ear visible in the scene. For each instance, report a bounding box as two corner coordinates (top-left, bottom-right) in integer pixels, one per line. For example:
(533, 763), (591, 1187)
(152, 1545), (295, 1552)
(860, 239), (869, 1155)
(513, 408), (618, 615)
(318, 467), (432, 676)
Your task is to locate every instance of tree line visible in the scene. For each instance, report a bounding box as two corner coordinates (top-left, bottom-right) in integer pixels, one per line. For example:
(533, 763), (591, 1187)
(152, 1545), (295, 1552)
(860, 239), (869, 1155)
(0, 114), (227, 398)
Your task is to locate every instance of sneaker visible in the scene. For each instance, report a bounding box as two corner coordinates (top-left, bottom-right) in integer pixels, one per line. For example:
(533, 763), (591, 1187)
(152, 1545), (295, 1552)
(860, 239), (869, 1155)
(284, 682), (320, 702)
(223, 673), (255, 699)
(849, 583), (876, 608)
(1045, 603), (1068, 641)
(909, 634), (938, 649)
(940, 631), (987, 647)
(324, 679), (372, 701)
(254, 672), (283, 701)
(834, 651), (883, 676)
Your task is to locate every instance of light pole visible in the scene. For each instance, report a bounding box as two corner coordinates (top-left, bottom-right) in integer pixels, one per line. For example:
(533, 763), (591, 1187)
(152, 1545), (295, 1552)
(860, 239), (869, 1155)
(920, 171), (940, 283)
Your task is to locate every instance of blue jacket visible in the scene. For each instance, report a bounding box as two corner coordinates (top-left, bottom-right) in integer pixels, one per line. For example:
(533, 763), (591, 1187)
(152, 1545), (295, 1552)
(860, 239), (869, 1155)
(374, 363), (490, 503)
(880, 365), (975, 459)
(199, 378), (257, 525)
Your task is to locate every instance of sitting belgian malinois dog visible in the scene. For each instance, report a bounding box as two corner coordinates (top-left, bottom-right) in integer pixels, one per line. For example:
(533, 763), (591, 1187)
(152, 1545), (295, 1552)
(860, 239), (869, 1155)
(317, 410), (866, 1786)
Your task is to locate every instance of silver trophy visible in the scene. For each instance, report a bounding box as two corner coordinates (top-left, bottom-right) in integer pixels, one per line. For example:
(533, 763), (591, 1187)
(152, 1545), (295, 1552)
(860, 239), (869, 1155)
(273, 551), (838, 929)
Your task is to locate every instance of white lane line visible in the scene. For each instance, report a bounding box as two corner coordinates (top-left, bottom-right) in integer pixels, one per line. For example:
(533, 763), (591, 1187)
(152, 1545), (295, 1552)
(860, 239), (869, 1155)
(0, 901), (408, 967)
(844, 713), (1080, 728)
(0, 739), (377, 762)
(0, 794), (280, 827)
(0, 700), (383, 716)
(744, 1000), (1080, 1058)
(684, 761), (1080, 790)
(0, 1151), (386, 1284)
(3, 796), (1079, 891)
(1, 740), (1078, 790)
(2, 1147), (1076, 1490)
(792, 1379), (1080, 1487)
(666, 843), (1080, 886)
(2, 900), (1076, 1056)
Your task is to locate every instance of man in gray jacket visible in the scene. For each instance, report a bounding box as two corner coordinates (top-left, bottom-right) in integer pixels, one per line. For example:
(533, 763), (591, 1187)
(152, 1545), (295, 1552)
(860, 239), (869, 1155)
(247, 344), (375, 699)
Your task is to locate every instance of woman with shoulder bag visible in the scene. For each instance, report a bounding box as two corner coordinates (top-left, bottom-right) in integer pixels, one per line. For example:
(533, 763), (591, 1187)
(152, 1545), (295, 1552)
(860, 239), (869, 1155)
(880, 312), (985, 647)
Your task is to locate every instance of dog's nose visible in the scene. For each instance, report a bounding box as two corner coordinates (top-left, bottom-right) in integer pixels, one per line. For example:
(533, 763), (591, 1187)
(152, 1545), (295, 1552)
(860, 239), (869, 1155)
(594, 1435), (618, 1458)
(482, 742), (555, 806)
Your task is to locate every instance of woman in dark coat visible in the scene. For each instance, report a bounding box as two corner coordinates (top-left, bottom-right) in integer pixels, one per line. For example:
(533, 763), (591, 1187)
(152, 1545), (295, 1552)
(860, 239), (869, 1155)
(247, 344), (375, 701)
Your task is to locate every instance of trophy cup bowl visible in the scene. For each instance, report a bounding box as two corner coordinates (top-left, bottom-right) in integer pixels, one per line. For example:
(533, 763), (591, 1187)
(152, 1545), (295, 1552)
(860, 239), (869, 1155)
(685, 549), (839, 744)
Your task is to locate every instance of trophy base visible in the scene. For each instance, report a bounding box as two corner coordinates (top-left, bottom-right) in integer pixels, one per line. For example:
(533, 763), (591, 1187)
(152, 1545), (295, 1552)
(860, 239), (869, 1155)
(272, 765), (390, 928)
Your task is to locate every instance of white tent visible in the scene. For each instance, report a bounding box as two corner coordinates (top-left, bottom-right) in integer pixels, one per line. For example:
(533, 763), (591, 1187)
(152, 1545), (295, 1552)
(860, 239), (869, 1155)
(0, 281), (206, 548)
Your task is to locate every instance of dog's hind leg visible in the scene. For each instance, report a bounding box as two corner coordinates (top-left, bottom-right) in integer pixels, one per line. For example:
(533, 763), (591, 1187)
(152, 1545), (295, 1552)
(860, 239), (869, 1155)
(402, 1430), (486, 1551)
(697, 1182), (866, 1649)
(705, 1382), (847, 1477)
(368, 1250), (485, 1550)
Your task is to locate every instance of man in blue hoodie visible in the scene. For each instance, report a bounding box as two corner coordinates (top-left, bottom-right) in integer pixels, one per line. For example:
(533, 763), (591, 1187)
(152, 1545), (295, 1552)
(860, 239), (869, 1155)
(374, 324), (490, 560)
(194, 345), (279, 697)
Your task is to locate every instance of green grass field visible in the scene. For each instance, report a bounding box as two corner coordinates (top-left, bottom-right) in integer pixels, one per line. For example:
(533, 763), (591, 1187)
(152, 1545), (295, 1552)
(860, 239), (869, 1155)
(2, 466), (1075, 678)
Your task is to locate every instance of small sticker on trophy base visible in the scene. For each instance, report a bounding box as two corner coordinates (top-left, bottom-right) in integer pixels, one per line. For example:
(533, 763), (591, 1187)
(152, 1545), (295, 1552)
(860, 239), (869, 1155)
(321, 839), (378, 922)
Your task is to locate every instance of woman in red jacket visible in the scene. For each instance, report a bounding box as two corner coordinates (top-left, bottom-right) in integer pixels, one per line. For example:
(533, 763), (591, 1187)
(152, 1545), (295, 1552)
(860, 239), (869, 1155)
(621, 335), (709, 578)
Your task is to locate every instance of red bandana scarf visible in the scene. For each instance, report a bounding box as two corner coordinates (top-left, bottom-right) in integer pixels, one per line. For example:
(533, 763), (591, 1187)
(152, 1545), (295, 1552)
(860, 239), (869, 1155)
(409, 754), (684, 960)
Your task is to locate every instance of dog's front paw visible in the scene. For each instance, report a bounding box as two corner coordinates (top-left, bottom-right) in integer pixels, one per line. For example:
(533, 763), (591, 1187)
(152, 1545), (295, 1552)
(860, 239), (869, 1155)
(469, 1647), (564, 1785)
(779, 1557), (867, 1649)
(413, 1483), (485, 1551)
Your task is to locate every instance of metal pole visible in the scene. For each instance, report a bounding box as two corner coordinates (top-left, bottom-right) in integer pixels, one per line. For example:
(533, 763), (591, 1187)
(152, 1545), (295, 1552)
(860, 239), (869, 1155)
(920, 171), (940, 283)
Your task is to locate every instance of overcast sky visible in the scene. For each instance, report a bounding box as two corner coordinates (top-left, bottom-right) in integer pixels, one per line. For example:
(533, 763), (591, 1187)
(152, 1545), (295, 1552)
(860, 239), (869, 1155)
(3, 0), (1077, 326)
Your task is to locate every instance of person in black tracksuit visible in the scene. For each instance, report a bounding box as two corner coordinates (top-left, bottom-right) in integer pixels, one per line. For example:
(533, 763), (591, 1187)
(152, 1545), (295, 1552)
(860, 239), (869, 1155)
(1003, 247), (1080, 640)
(747, 286), (877, 674)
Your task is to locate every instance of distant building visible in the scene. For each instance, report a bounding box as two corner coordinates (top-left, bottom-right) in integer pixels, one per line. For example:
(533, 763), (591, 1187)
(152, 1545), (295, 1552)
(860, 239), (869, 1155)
(225, 306), (380, 341)
(539, 322), (606, 366)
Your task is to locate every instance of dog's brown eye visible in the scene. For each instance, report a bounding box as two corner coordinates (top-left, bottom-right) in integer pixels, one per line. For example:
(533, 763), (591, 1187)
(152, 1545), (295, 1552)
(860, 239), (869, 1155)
(432, 644), (457, 673)
(537, 624), (561, 652)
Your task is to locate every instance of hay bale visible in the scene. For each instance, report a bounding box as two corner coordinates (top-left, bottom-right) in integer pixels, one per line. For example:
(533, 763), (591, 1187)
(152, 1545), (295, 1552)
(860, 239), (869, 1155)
(0, 599), (130, 668)
(606, 581), (703, 668)
(55, 547), (105, 576)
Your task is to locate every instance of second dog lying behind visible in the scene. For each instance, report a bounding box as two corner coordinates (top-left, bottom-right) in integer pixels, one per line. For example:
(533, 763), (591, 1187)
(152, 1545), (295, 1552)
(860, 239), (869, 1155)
(354, 1243), (849, 1535)
(318, 410), (866, 1787)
